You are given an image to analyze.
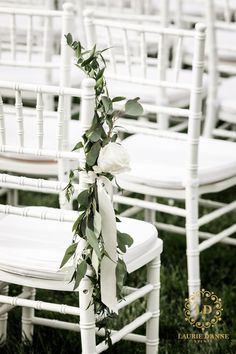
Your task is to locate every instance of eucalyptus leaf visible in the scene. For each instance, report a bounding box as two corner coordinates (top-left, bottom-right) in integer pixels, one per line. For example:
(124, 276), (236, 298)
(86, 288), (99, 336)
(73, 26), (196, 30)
(77, 189), (90, 207)
(86, 141), (101, 166)
(60, 242), (78, 268)
(112, 96), (126, 103)
(65, 33), (73, 46)
(72, 141), (83, 151)
(125, 98), (143, 116)
(116, 258), (127, 294)
(86, 227), (101, 260)
(72, 212), (85, 233)
(88, 125), (103, 142)
(74, 260), (87, 289)
(117, 231), (133, 253)
(101, 96), (113, 113)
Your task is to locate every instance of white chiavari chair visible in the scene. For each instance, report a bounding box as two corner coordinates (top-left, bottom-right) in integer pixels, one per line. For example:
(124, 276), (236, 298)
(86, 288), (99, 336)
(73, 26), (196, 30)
(0, 0), (52, 8)
(0, 3), (79, 204)
(203, 0), (236, 139)
(179, 0), (236, 73)
(111, 23), (236, 300)
(84, 9), (208, 131)
(0, 78), (163, 353)
(57, 0), (152, 45)
(0, 4), (75, 102)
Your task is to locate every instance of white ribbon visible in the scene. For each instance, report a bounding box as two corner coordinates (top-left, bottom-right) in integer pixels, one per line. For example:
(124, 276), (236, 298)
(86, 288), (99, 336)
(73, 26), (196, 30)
(97, 176), (118, 314)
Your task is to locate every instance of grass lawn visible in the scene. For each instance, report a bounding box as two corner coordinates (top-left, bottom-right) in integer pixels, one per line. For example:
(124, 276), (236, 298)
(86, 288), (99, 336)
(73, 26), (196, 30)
(0, 187), (235, 354)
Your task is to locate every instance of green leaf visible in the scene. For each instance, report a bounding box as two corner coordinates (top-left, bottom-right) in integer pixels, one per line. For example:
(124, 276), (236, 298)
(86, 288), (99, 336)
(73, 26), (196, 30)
(112, 96), (126, 103)
(72, 212), (85, 233)
(111, 133), (118, 142)
(72, 141), (83, 151)
(76, 41), (82, 58)
(88, 125), (103, 142)
(116, 258), (127, 294)
(125, 98), (143, 116)
(117, 231), (133, 253)
(60, 242), (78, 268)
(86, 227), (101, 260)
(101, 96), (112, 113)
(65, 33), (73, 46)
(96, 76), (104, 89)
(74, 260), (87, 289)
(77, 189), (90, 207)
(96, 67), (105, 81)
(86, 141), (101, 166)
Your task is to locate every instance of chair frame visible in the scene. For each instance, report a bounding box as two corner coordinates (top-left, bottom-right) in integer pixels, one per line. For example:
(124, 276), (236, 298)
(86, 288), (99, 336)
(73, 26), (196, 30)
(0, 78), (163, 353)
(102, 22), (235, 300)
(203, 0), (236, 139)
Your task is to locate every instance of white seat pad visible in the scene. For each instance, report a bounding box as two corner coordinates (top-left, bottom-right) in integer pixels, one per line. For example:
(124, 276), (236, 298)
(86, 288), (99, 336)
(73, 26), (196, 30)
(184, 29), (236, 62)
(0, 52), (85, 89)
(106, 66), (208, 107)
(0, 107), (81, 161)
(118, 134), (236, 189)
(0, 210), (157, 280)
(218, 76), (236, 115)
(151, 0), (204, 15)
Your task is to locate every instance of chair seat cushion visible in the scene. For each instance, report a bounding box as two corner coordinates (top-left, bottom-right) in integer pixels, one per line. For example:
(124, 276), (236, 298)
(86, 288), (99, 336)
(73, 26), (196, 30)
(218, 76), (236, 114)
(184, 29), (236, 63)
(0, 107), (81, 161)
(151, 0), (204, 15)
(118, 134), (236, 189)
(0, 210), (157, 281)
(106, 67), (208, 107)
(0, 53), (85, 91)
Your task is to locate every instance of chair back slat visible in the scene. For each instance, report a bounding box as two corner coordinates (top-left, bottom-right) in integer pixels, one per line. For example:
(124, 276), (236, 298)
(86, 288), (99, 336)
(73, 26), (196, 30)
(0, 96), (5, 145)
(173, 36), (183, 82)
(15, 90), (24, 147)
(140, 31), (147, 79)
(26, 15), (33, 61)
(105, 26), (117, 74)
(36, 91), (44, 149)
(57, 94), (65, 151)
(122, 29), (132, 76)
(10, 14), (16, 61)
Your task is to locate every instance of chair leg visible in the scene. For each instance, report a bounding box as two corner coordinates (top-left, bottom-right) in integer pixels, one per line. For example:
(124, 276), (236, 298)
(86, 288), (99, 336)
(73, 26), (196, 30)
(79, 273), (96, 354)
(186, 189), (201, 299)
(0, 284), (9, 346)
(7, 189), (18, 206)
(144, 195), (156, 223)
(146, 256), (161, 354)
(22, 287), (36, 343)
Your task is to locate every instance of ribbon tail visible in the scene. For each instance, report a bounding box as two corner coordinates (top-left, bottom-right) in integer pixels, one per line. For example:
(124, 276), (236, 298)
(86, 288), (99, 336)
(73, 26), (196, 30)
(98, 181), (118, 314)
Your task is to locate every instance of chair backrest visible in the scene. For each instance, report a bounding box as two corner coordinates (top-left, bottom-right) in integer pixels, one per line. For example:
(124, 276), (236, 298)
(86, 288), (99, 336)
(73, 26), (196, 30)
(203, 0), (236, 138)
(85, 19), (206, 187)
(84, 11), (203, 130)
(0, 3), (74, 88)
(59, 0), (152, 14)
(0, 0), (54, 9)
(0, 78), (95, 208)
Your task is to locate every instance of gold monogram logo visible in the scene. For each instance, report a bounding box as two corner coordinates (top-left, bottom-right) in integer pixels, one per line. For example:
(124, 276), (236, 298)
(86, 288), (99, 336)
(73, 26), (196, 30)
(184, 289), (223, 331)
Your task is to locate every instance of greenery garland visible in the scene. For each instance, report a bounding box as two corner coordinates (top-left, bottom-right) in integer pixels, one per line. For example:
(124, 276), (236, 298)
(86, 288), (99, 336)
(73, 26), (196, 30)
(60, 33), (143, 343)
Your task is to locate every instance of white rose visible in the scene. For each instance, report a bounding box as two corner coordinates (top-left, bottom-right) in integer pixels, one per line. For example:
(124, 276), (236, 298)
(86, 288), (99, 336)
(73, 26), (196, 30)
(96, 142), (130, 175)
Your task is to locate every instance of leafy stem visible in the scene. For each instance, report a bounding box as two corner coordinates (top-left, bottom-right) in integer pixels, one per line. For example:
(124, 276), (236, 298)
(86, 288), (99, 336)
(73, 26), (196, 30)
(60, 33), (143, 346)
